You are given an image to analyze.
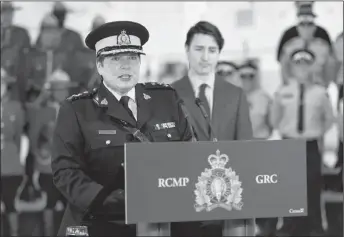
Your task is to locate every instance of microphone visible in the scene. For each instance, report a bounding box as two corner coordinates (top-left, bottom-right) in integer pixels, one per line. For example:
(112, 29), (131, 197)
(179, 99), (198, 142)
(195, 98), (218, 142)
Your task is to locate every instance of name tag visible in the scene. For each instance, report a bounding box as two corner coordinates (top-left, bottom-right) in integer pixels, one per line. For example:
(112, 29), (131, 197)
(154, 122), (176, 130)
(98, 130), (116, 135)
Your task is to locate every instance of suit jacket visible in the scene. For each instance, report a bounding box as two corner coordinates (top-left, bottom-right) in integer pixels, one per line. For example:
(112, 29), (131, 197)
(172, 75), (252, 141)
(52, 82), (192, 236)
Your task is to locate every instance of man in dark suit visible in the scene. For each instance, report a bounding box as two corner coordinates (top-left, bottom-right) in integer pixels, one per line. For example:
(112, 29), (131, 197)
(52, 21), (192, 237)
(171, 21), (253, 236)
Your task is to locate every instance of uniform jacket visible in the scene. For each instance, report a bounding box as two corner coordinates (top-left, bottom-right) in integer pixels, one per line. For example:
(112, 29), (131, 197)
(52, 82), (192, 236)
(27, 102), (59, 174)
(172, 75), (252, 141)
(1, 98), (25, 176)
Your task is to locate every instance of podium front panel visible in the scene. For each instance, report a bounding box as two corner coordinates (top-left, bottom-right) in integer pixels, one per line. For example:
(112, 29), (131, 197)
(125, 139), (307, 224)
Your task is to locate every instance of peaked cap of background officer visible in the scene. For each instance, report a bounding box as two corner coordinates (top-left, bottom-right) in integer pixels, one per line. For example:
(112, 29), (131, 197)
(85, 21), (150, 57)
(290, 48), (316, 63)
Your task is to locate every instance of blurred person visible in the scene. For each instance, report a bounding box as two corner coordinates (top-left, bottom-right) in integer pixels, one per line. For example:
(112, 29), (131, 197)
(271, 49), (334, 236)
(334, 32), (343, 105)
(237, 62), (276, 236)
(216, 60), (240, 87)
(91, 15), (106, 31)
(238, 62), (273, 140)
(1, 1), (31, 103)
(51, 21), (192, 237)
(171, 21), (253, 237)
(26, 70), (76, 236)
(26, 14), (73, 101)
(277, 2), (336, 87)
(1, 67), (26, 237)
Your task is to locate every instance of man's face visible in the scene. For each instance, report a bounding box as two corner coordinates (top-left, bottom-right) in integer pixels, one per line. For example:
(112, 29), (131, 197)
(186, 33), (220, 76)
(97, 52), (141, 94)
(291, 60), (313, 82)
(40, 27), (61, 50)
(1, 10), (13, 28)
(239, 68), (257, 92)
(216, 64), (240, 86)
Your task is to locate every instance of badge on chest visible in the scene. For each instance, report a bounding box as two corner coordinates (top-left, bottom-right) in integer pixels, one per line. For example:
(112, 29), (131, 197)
(154, 122), (176, 131)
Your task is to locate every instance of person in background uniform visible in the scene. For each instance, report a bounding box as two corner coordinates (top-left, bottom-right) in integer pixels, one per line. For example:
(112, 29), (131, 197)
(52, 21), (192, 237)
(277, 2), (336, 86)
(26, 14), (74, 103)
(1, 1), (31, 103)
(171, 21), (253, 237)
(237, 61), (275, 236)
(1, 68), (26, 237)
(216, 60), (240, 87)
(238, 62), (273, 140)
(271, 49), (334, 236)
(334, 33), (343, 110)
(27, 70), (76, 236)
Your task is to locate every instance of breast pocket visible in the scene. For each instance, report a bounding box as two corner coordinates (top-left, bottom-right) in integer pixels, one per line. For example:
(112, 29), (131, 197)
(150, 128), (181, 142)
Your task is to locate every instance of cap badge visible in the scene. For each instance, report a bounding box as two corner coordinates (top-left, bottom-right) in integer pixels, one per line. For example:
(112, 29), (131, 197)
(117, 30), (131, 46)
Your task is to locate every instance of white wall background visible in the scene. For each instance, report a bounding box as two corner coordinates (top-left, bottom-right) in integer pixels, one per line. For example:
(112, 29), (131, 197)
(12, 1), (344, 94)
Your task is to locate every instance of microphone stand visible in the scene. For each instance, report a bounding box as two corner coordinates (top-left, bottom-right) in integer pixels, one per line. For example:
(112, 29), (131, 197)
(195, 98), (218, 142)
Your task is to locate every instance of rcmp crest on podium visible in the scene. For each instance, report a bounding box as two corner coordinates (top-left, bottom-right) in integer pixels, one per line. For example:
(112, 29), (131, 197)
(194, 149), (243, 212)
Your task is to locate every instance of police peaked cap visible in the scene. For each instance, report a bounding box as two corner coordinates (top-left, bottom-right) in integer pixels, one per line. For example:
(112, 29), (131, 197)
(217, 61), (238, 70)
(85, 21), (149, 56)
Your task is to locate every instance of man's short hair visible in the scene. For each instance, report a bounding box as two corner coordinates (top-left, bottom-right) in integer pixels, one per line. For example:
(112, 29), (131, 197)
(185, 21), (224, 51)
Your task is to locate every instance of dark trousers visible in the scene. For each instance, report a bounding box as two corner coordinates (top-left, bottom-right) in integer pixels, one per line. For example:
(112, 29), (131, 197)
(281, 139), (323, 235)
(84, 221), (136, 237)
(171, 221), (223, 237)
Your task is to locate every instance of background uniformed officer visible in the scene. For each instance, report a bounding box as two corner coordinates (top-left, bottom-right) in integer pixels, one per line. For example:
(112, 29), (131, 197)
(238, 61), (273, 140)
(52, 21), (192, 237)
(1, 67), (26, 237)
(271, 49), (334, 236)
(216, 60), (241, 87)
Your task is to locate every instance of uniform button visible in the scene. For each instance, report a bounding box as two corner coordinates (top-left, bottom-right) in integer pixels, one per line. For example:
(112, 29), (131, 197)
(89, 215), (95, 220)
(106, 140), (111, 145)
(167, 133), (172, 138)
(121, 162), (124, 167)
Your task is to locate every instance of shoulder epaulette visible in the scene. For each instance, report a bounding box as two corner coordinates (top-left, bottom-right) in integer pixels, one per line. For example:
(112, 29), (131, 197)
(66, 88), (98, 102)
(141, 82), (174, 90)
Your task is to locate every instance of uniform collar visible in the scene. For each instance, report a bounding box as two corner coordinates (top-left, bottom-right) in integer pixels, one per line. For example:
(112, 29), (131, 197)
(103, 81), (136, 102)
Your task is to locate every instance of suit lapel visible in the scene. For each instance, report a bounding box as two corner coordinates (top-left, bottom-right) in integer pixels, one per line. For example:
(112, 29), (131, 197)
(212, 77), (236, 137)
(176, 76), (209, 139)
(96, 83), (137, 127)
(135, 84), (153, 129)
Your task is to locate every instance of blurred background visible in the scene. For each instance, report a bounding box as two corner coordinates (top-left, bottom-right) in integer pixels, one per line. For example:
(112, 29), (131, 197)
(1, 1), (343, 236)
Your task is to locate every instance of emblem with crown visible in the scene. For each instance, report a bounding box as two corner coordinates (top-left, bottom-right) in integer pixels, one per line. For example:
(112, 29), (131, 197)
(117, 29), (131, 46)
(194, 149), (243, 212)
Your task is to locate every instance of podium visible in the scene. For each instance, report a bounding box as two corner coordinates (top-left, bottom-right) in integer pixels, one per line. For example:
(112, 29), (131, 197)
(125, 139), (308, 236)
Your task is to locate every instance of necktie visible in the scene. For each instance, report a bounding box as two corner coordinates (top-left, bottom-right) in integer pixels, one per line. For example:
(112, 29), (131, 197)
(298, 84), (305, 133)
(199, 83), (211, 136)
(199, 84), (210, 117)
(120, 96), (136, 121)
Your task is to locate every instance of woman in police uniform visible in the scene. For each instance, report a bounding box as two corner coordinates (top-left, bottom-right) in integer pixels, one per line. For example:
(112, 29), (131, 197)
(271, 49), (334, 236)
(52, 21), (192, 237)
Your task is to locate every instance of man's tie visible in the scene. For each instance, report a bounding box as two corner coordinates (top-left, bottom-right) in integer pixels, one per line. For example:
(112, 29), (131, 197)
(298, 84), (305, 133)
(199, 83), (211, 136)
(119, 96), (136, 121)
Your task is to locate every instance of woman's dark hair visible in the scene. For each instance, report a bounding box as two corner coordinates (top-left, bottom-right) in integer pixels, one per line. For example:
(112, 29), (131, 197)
(185, 21), (224, 51)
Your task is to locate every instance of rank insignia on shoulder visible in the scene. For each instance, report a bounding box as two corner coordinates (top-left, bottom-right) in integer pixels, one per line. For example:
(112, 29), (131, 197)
(143, 93), (151, 100)
(100, 98), (108, 105)
(67, 89), (97, 102)
(142, 82), (174, 90)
